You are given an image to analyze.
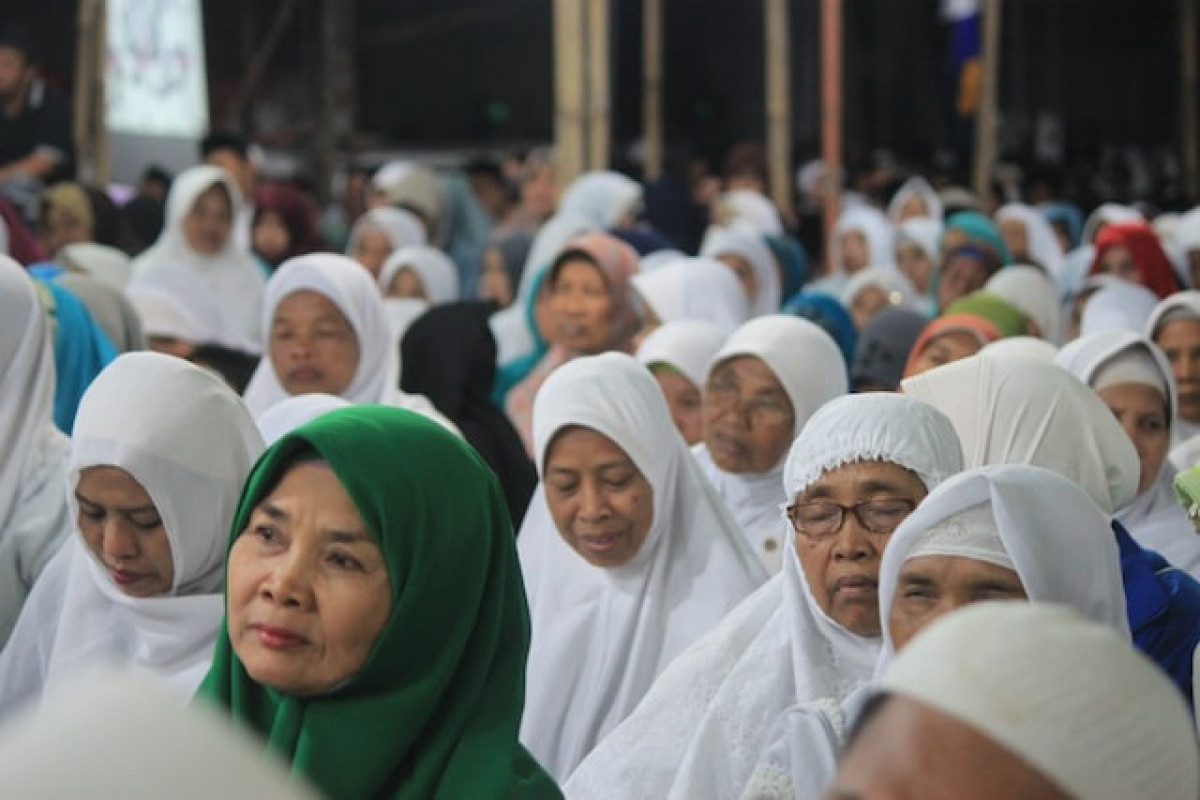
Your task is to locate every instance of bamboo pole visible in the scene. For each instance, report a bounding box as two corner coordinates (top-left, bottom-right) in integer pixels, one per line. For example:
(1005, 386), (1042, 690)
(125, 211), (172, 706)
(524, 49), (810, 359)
(1183, 0), (1198, 201)
(93, 0), (110, 185)
(586, 0), (611, 171)
(972, 0), (1002, 199)
(765, 0), (793, 216)
(820, 0), (842, 272)
(222, 0), (299, 129)
(72, 0), (95, 178)
(643, 0), (663, 181)
(553, 0), (586, 187)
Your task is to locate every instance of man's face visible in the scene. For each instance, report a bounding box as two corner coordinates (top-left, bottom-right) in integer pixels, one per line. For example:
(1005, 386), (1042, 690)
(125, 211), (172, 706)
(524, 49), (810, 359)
(0, 47), (30, 100)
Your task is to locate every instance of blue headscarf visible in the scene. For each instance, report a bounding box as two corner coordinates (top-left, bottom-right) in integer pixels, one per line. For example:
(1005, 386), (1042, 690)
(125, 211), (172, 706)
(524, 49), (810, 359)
(766, 234), (809, 300)
(1041, 202), (1084, 250)
(492, 265), (551, 406)
(782, 291), (857, 374)
(32, 271), (118, 433)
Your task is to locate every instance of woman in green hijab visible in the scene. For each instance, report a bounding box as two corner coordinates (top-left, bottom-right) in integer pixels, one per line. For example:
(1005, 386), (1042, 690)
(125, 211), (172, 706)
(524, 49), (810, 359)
(197, 406), (561, 799)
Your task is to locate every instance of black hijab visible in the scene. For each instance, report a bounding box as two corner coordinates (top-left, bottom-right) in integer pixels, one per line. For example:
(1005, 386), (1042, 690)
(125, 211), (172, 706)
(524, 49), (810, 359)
(401, 301), (537, 525)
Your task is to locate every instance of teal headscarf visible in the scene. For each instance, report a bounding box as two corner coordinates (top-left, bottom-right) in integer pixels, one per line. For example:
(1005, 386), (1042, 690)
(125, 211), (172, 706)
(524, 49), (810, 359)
(32, 274), (119, 433)
(198, 406), (561, 799)
(492, 265), (551, 406)
(945, 210), (1014, 265)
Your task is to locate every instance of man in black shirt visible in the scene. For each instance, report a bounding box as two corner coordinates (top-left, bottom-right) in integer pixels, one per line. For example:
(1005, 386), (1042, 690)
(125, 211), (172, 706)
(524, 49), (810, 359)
(0, 24), (73, 222)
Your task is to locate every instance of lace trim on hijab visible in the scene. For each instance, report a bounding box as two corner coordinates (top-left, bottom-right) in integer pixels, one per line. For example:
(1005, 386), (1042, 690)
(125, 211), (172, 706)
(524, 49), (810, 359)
(905, 503), (1013, 571)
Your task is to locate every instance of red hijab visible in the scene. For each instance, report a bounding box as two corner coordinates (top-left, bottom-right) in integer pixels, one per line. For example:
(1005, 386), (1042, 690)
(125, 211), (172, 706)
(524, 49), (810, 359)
(1089, 221), (1181, 299)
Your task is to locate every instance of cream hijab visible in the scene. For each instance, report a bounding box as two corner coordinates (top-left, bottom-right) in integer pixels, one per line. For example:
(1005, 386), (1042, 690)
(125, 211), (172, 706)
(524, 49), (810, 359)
(565, 393), (964, 800)
(902, 354), (1140, 516)
(241, 254), (453, 430)
(1056, 331), (1200, 578)
(0, 258), (72, 646)
(128, 166), (265, 353)
(0, 353), (264, 716)
(517, 353), (766, 781)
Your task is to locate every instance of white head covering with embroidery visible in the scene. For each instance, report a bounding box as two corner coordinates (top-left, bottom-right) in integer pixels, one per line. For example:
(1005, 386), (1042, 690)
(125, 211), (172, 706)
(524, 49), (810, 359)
(565, 393), (963, 800)
(877, 603), (1197, 800)
(517, 353), (765, 781)
(0, 353), (263, 715)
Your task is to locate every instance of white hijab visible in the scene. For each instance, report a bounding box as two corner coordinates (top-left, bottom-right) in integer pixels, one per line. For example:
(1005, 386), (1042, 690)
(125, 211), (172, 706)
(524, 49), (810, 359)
(241, 254), (453, 430)
(558, 171), (643, 228)
(489, 212), (596, 365)
(630, 257), (750, 335)
(125, 285), (219, 345)
(1055, 331), (1200, 578)
(344, 206), (428, 256)
(985, 264), (1064, 343)
(128, 165), (265, 353)
(699, 223), (782, 317)
(902, 354), (1140, 516)
(721, 189), (784, 236)
(840, 265), (919, 312)
(0, 353), (264, 716)
(1146, 290), (1200, 445)
(821, 205), (896, 290)
(693, 316), (848, 573)
(254, 393), (351, 446)
(376, 245), (460, 304)
(0, 258), (72, 646)
(636, 320), (726, 390)
(517, 352), (766, 781)
(565, 393), (964, 800)
(995, 203), (1066, 281)
(981, 336), (1059, 362)
(1080, 279), (1160, 336)
(886, 176), (943, 223)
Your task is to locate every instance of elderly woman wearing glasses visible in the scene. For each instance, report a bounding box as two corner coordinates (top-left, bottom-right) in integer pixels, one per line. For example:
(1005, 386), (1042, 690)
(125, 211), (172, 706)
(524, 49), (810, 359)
(695, 315), (849, 573)
(566, 393), (964, 799)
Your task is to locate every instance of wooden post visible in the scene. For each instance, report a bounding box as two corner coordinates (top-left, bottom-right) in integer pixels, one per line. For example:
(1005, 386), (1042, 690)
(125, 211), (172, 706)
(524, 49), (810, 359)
(553, 0), (586, 187)
(1183, 0), (1199, 201)
(821, 0), (842, 272)
(765, 0), (793, 216)
(972, 0), (1002, 199)
(312, 0), (339, 207)
(94, 0), (109, 185)
(643, 0), (663, 181)
(222, 0), (300, 130)
(72, 0), (95, 179)
(586, 0), (611, 171)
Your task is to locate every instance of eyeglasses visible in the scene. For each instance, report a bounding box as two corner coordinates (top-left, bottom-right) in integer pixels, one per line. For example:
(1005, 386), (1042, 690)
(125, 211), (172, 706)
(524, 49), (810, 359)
(705, 378), (794, 427)
(786, 498), (917, 540)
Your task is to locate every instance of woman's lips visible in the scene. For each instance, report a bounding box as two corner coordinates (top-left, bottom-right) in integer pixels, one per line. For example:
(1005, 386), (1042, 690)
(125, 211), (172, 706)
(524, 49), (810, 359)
(110, 568), (145, 586)
(251, 623), (309, 650)
(834, 575), (878, 598)
(577, 531), (625, 557)
(287, 367), (321, 384)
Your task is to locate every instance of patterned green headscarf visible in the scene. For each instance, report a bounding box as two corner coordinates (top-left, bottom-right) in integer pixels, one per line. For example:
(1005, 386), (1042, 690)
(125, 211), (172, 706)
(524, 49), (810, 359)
(197, 406), (561, 799)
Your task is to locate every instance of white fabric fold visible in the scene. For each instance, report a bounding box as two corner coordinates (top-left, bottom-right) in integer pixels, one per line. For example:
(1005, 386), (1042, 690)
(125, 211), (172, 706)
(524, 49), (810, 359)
(377, 245), (460, 304)
(635, 320), (726, 390)
(699, 224), (782, 317)
(630, 257), (750, 334)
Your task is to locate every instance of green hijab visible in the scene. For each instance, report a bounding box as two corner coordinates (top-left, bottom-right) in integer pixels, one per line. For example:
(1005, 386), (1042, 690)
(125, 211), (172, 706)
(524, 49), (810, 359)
(944, 291), (1030, 338)
(197, 406), (560, 800)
